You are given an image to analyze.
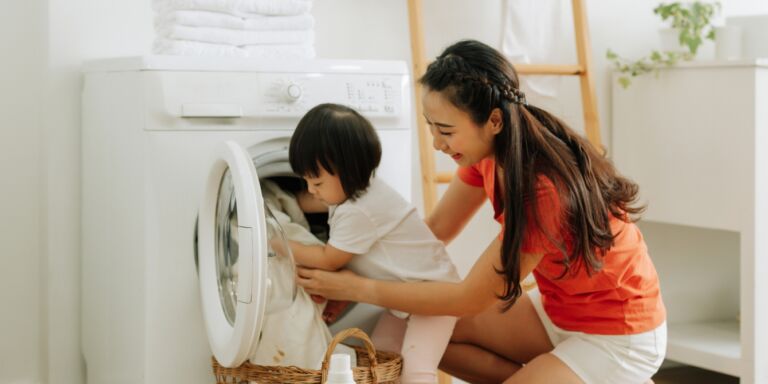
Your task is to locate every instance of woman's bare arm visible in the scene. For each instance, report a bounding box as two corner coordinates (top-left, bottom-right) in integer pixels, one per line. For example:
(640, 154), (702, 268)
(425, 175), (487, 244)
(297, 237), (544, 317)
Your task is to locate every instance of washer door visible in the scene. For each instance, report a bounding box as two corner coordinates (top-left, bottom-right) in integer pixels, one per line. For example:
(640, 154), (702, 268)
(198, 140), (296, 368)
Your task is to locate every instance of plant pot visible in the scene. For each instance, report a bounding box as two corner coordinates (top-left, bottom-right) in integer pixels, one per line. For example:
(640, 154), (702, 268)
(659, 27), (687, 53)
(715, 25), (743, 60)
(658, 27), (716, 60)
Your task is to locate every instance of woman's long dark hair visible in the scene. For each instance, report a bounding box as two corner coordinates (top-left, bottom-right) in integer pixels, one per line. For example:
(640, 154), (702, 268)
(420, 40), (645, 310)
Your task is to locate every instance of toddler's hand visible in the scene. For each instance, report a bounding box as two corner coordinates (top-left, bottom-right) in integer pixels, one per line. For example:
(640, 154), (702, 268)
(297, 190), (328, 213)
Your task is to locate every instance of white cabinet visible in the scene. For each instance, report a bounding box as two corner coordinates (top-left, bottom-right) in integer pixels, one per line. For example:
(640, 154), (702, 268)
(612, 60), (768, 383)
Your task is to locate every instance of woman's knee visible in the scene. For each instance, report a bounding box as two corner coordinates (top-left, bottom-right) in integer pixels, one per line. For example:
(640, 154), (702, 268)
(448, 316), (475, 343)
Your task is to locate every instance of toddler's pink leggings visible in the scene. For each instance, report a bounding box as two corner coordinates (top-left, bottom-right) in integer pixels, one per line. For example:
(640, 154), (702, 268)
(370, 311), (457, 384)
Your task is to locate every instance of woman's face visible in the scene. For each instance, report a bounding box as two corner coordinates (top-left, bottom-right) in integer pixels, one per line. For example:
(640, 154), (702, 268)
(422, 89), (502, 167)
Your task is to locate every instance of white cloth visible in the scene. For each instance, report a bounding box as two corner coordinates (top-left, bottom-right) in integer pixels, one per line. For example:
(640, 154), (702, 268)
(153, 39), (315, 59)
(501, 0), (570, 98)
(328, 178), (460, 284)
(262, 180), (311, 233)
(155, 10), (315, 30)
(157, 24), (314, 46)
(250, 281), (331, 369)
(252, 257), (356, 369)
(251, 181), (355, 369)
(153, 0), (313, 17)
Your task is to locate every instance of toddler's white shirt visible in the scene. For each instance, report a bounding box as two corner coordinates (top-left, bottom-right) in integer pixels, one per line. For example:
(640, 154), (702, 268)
(328, 178), (460, 284)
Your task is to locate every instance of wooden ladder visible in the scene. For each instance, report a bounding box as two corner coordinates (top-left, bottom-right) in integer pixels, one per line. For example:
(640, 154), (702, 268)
(408, 0), (602, 214)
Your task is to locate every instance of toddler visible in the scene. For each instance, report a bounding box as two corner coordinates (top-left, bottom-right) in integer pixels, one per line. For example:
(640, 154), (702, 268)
(287, 103), (459, 384)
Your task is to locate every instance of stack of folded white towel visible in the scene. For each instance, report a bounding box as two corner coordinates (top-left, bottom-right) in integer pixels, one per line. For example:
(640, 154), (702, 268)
(152, 0), (315, 59)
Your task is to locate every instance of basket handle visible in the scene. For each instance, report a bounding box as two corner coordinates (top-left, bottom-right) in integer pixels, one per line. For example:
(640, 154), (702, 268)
(321, 328), (379, 384)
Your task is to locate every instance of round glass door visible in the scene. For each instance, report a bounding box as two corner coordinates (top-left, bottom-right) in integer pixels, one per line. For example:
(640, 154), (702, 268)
(214, 168), (297, 326)
(263, 205), (297, 314)
(198, 140), (297, 368)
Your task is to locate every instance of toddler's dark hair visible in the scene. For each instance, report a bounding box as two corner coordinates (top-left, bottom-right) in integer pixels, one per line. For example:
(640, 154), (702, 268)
(289, 103), (381, 199)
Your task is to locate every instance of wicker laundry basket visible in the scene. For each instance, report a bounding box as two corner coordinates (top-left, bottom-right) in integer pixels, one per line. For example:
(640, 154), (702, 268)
(211, 328), (402, 383)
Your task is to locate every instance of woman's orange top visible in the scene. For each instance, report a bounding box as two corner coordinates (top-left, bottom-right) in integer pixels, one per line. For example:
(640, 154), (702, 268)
(458, 158), (666, 335)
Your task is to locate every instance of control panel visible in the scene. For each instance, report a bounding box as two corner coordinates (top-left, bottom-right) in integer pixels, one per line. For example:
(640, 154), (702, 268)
(147, 69), (410, 131)
(258, 73), (404, 117)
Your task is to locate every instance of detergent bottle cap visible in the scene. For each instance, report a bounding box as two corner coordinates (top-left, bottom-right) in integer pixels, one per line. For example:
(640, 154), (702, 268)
(325, 354), (356, 384)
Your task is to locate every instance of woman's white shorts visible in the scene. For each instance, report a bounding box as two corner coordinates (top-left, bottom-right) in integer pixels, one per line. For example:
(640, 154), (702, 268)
(529, 289), (667, 384)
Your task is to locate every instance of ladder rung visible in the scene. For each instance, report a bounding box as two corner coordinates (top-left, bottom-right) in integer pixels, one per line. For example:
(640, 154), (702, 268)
(515, 64), (584, 76)
(434, 172), (453, 184)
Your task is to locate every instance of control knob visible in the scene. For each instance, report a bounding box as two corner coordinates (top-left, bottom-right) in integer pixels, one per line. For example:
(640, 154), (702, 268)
(285, 83), (303, 102)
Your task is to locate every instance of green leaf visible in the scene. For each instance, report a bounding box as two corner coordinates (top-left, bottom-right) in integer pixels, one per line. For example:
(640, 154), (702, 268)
(619, 77), (631, 89)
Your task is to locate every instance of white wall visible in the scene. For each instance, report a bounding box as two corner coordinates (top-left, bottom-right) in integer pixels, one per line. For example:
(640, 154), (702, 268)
(3, 1), (768, 383)
(725, 0), (768, 16)
(0, 1), (46, 383)
(44, 2), (152, 384)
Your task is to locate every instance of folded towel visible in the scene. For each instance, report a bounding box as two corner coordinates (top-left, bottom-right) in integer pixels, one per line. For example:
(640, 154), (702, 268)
(153, 38), (315, 59)
(154, 0), (312, 17)
(157, 24), (314, 45)
(155, 10), (315, 30)
(244, 43), (314, 59)
(153, 38), (249, 57)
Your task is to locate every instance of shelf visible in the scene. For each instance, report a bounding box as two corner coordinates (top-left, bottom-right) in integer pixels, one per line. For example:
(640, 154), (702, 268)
(666, 320), (741, 377)
(515, 64), (584, 75)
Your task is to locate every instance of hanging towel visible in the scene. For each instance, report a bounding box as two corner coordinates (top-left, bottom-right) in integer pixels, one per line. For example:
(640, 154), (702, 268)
(155, 10), (315, 31)
(501, 0), (570, 98)
(153, 39), (315, 59)
(157, 24), (314, 46)
(153, 0), (313, 17)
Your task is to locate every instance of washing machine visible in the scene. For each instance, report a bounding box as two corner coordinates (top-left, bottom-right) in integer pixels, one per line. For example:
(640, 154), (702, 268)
(81, 56), (413, 384)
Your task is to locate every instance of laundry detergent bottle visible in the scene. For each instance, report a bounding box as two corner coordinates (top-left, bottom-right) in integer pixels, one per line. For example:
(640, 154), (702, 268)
(325, 354), (356, 384)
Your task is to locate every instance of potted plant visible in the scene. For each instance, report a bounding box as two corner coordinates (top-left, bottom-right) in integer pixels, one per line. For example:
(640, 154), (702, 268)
(607, 1), (720, 88)
(655, 2), (719, 54)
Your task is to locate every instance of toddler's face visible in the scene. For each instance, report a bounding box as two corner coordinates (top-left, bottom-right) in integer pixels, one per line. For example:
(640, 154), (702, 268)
(302, 166), (347, 206)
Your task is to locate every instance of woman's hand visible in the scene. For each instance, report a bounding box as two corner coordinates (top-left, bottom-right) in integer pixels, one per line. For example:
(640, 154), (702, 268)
(296, 266), (365, 302)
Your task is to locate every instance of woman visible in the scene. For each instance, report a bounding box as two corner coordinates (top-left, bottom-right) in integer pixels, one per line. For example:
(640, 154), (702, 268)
(297, 40), (666, 384)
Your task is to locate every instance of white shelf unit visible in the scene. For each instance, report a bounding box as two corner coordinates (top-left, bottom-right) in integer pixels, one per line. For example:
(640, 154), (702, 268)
(612, 60), (768, 384)
(667, 321), (741, 377)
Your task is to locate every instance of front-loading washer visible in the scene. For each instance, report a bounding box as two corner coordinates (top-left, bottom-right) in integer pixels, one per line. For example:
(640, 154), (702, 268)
(81, 56), (413, 384)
